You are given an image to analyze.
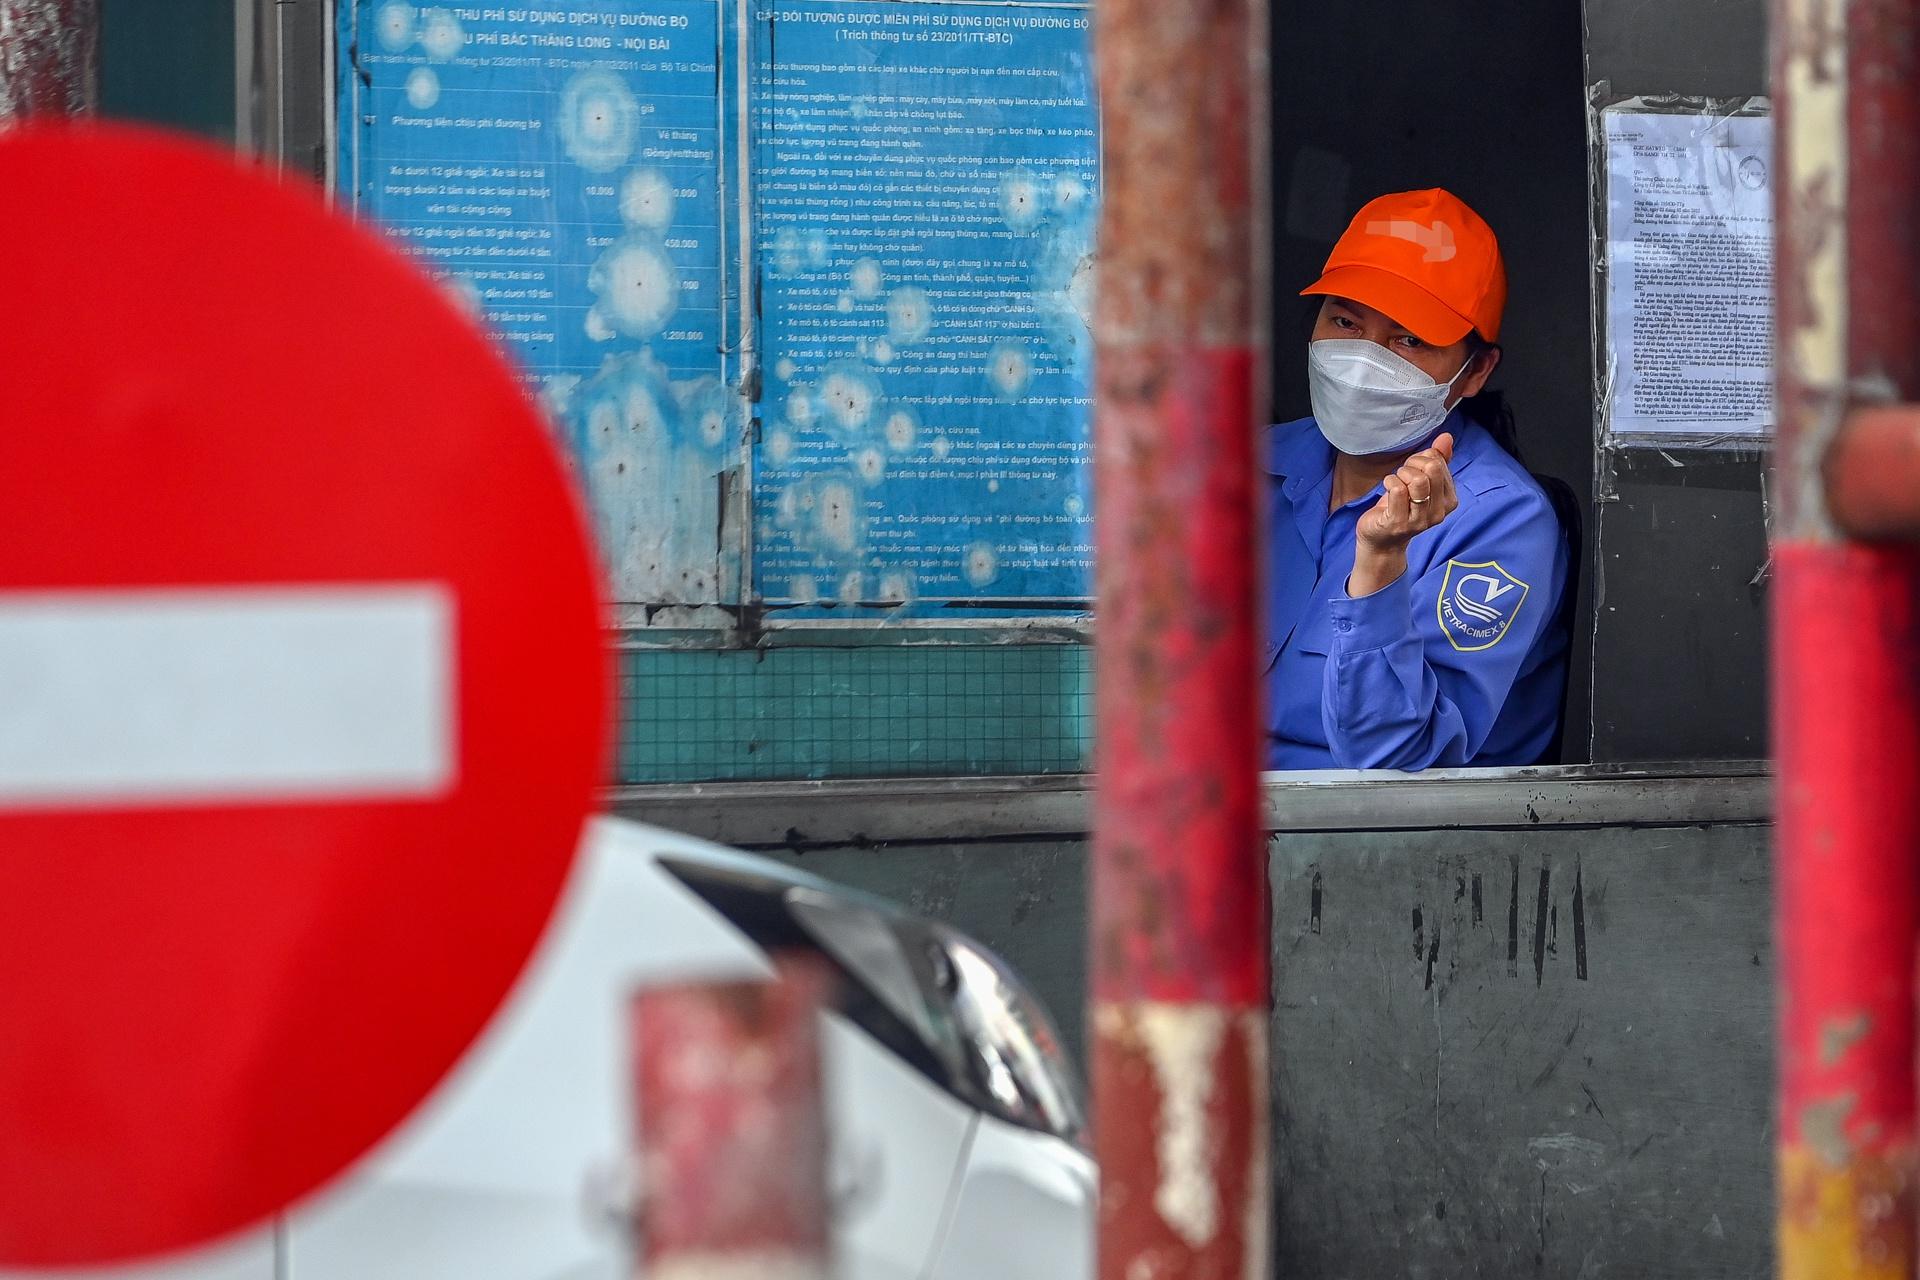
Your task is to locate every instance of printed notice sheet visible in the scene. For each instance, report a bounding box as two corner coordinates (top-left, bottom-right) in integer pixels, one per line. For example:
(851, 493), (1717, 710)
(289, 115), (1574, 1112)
(1603, 109), (1775, 442)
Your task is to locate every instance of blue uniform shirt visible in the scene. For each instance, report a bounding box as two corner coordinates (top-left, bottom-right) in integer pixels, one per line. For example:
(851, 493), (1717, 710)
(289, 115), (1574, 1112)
(1264, 411), (1570, 771)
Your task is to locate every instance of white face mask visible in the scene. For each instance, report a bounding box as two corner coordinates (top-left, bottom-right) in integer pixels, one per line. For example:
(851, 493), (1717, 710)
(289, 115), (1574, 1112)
(1307, 339), (1473, 457)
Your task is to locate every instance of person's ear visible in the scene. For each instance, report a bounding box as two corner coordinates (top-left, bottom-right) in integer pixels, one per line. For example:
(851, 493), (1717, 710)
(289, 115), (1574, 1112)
(1460, 344), (1502, 397)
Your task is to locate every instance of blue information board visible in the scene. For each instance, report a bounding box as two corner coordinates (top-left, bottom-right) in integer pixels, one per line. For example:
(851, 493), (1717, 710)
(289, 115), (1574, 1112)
(751, 1), (1097, 614)
(341, 0), (744, 606)
(339, 0), (1095, 620)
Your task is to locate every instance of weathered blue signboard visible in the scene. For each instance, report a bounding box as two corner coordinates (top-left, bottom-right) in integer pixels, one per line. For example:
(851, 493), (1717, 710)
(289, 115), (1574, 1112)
(339, 0), (743, 607)
(339, 1), (1095, 619)
(751, 2), (1097, 614)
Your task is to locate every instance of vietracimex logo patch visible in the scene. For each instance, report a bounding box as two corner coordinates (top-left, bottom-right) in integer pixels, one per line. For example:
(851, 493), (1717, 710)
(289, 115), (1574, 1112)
(1438, 559), (1529, 652)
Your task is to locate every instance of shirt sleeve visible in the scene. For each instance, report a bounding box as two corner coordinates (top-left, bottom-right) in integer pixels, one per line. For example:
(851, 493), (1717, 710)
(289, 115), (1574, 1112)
(1318, 488), (1565, 771)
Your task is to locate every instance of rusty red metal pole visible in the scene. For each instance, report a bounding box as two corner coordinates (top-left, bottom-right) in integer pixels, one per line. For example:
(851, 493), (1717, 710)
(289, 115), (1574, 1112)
(1091, 0), (1271, 1277)
(1824, 405), (1920, 538)
(1774, 0), (1920, 1273)
(632, 958), (833, 1280)
(0, 0), (98, 120)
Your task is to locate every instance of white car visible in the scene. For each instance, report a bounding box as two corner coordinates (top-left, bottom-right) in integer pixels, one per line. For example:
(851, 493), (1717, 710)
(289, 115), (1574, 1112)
(11, 817), (1093, 1280)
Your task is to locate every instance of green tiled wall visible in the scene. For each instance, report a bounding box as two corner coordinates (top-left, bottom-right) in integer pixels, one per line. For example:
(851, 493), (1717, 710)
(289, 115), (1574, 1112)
(617, 644), (1093, 783)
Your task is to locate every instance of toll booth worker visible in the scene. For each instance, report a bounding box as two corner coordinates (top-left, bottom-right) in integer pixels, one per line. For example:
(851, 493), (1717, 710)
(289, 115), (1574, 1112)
(1265, 189), (1570, 770)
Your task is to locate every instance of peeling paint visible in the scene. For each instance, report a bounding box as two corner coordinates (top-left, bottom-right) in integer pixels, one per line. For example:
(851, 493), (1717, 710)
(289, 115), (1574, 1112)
(1775, 0), (1849, 541)
(563, 350), (744, 604)
(1136, 1003), (1227, 1248)
(1239, 1009), (1271, 1280)
(1096, 1000), (1266, 1276)
(649, 1253), (826, 1280)
(1820, 1012), (1872, 1067)
(1092, 0), (1256, 347)
(1801, 1092), (1860, 1168)
(1779, 1144), (1917, 1279)
(1781, 0), (1848, 390)
(1091, 0), (1265, 1274)
(635, 966), (832, 1277)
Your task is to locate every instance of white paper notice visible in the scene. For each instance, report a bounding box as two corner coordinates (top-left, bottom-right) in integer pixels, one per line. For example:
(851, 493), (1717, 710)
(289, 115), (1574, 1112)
(1603, 109), (1774, 441)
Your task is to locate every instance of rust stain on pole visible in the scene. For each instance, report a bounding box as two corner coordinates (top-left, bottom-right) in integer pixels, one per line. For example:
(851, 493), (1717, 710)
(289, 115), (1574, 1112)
(633, 957), (834, 1280)
(1096, 0), (1259, 347)
(1822, 0), (1920, 543)
(1773, 0), (1848, 543)
(1780, 1145), (1916, 1279)
(1774, 0), (1920, 1274)
(1092, 0), (1271, 1276)
(0, 1), (99, 121)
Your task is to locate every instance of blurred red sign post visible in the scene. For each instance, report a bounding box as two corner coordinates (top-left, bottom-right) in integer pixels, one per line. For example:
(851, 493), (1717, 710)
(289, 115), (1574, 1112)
(633, 959), (836, 1279)
(0, 126), (607, 1266)
(1089, 0), (1272, 1276)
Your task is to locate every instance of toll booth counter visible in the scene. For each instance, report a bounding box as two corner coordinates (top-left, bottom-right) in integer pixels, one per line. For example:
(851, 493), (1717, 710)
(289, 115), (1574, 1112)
(617, 763), (1773, 1276)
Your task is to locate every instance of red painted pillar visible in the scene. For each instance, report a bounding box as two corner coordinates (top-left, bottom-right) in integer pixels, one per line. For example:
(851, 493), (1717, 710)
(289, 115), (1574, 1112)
(1090, 0), (1271, 1277)
(0, 0), (98, 120)
(1774, 0), (1920, 1273)
(632, 959), (834, 1280)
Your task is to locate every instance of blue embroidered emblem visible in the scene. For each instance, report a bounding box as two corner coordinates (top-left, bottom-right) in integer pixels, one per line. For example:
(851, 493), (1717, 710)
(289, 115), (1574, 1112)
(1437, 560), (1530, 652)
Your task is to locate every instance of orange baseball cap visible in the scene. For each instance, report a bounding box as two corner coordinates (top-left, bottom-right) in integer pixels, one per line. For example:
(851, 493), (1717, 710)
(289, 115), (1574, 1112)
(1301, 188), (1508, 345)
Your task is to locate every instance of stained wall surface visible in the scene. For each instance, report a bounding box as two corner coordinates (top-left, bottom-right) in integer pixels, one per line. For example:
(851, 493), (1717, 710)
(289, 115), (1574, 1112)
(769, 815), (1774, 1277)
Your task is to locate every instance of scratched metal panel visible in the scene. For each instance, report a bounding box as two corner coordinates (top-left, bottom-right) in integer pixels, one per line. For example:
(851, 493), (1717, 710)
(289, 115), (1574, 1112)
(1589, 453), (1772, 761)
(772, 821), (1773, 1275)
(1271, 824), (1772, 1278)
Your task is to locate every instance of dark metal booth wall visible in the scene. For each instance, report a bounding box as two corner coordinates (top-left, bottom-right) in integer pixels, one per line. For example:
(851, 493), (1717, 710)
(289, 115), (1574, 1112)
(654, 767), (1777, 1278)
(778, 827), (1773, 1275)
(1582, 0), (1773, 762)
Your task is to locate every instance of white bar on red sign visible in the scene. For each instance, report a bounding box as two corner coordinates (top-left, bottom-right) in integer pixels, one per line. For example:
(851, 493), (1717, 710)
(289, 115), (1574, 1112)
(0, 584), (456, 807)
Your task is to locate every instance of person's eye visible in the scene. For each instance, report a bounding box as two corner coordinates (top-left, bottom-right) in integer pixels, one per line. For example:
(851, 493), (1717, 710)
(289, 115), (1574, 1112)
(1333, 315), (1357, 330)
(1398, 335), (1425, 350)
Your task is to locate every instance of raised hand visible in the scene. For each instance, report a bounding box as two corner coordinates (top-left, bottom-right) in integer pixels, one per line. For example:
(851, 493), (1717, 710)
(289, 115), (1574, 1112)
(1350, 433), (1458, 597)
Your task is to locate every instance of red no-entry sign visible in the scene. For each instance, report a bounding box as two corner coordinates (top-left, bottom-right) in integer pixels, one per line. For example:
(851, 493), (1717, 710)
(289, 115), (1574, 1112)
(0, 126), (608, 1265)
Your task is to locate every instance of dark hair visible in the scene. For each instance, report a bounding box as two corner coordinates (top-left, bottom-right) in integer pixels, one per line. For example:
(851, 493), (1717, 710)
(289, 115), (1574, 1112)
(1460, 334), (1522, 463)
